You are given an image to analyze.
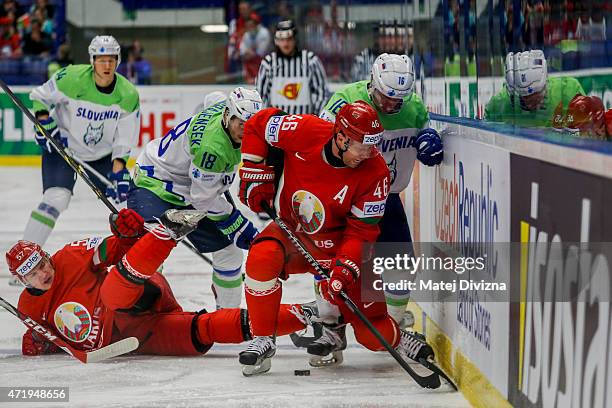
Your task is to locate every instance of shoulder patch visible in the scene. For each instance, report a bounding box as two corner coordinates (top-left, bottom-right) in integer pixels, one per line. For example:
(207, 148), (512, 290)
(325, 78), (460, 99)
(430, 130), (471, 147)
(351, 200), (387, 218)
(265, 115), (284, 143)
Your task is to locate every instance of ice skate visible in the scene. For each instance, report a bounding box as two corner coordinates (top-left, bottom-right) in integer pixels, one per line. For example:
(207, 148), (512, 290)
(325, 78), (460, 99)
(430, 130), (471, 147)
(239, 336), (276, 376)
(156, 209), (207, 240)
(396, 329), (434, 363)
(289, 302), (347, 367)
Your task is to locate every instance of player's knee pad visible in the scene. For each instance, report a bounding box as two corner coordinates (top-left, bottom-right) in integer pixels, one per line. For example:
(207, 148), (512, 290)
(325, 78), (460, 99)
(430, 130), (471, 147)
(245, 239), (285, 282)
(42, 187), (71, 214)
(32, 187), (71, 225)
(212, 244), (243, 270)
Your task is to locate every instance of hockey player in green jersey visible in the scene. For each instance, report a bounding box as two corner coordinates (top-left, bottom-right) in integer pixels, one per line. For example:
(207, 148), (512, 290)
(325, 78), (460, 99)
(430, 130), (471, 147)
(19, 36), (140, 279)
(484, 50), (585, 127)
(128, 88), (262, 310)
(294, 53), (443, 367)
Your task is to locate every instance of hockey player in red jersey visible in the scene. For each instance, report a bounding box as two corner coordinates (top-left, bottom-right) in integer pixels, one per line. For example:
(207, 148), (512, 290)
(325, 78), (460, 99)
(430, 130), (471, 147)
(237, 101), (434, 374)
(6, 208), (307, 358)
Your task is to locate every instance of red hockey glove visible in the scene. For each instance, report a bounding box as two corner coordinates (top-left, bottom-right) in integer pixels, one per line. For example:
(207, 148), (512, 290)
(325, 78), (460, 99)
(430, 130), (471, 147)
(238, 161), (275, 213)
(110, 208), (145, 239)
(22, 329), (60, 356)
(323, 256), (361, 305)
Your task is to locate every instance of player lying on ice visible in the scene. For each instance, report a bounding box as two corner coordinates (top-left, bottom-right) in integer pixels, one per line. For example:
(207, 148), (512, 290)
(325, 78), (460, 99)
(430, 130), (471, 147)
(5, 208), (310, 358)
(236, 100), (435, 375)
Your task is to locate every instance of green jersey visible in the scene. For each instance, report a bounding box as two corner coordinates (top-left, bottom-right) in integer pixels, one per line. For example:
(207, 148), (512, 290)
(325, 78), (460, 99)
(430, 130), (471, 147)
(30, 64), (140, 161)
(484, 76), (585, 127)
(134, 102), (239, 219)
(320, 80), (429, 193)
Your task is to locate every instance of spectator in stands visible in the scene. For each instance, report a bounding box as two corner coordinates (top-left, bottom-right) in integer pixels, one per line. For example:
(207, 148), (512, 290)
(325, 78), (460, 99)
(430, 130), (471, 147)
(268, 1), (293, 31)
(227, 0), (256, 78)
(47, 42), (73, 78)
(29, 0), (54, 19)
(351, 23), (383, 82)
(0, 0), (24, 20)
(0, 16), (21, 57)
(32, 6), (53, 36)
(117, 40), (152, 85)
(22, 18), (52, 57)
(576, 3), (607, 40)
(239, 14), (270, 84)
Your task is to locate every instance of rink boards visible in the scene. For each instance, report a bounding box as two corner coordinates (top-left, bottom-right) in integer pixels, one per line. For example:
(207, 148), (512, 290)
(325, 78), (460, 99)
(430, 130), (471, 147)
(410, 117), (612, 408)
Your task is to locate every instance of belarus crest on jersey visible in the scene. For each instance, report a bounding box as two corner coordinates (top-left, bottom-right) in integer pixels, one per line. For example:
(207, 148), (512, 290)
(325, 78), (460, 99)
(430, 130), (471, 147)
(54, 302), (92, 343)
(291, 190), (325, 234)
(83, 123), (104, 146)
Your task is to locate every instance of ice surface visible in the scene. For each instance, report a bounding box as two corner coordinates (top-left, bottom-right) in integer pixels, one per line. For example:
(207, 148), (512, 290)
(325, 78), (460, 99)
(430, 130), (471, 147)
(0, 167), (469, 407)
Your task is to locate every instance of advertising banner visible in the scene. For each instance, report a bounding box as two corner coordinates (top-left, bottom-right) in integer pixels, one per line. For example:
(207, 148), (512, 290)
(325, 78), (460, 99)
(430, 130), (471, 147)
(417, 127), (511, 398)
(509, 154), (612, 408)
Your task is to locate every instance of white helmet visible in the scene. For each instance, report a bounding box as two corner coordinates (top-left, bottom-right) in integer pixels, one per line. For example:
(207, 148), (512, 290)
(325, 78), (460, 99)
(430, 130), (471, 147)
(88, 35), (121, 65)
(225, 87), (263, 122)
(203, 91), (227, 110)
(370, 53), (415, 99)
(505, 50), (547, 96)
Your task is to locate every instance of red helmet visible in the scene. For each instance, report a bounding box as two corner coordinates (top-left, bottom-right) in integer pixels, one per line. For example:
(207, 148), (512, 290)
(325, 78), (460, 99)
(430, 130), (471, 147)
(6, 240), (46, 282)
(565, 95), (606, 139)
(334, 101), (384, 145)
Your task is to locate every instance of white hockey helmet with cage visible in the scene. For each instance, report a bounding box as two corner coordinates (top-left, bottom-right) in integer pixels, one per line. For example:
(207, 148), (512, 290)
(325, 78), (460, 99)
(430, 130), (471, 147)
(89, 35), (121, 66)
(505, 50), (547, 96)
(225, 87), (263, 122)
(370, 53), (415, 99)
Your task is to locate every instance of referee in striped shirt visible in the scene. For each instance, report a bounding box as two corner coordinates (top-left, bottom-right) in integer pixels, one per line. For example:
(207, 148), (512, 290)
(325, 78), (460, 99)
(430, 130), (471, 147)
(256, 20), (329, 115)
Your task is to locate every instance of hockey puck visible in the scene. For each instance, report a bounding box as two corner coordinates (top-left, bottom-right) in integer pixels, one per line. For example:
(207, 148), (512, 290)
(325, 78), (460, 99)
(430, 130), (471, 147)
(294, 369), (311, 376)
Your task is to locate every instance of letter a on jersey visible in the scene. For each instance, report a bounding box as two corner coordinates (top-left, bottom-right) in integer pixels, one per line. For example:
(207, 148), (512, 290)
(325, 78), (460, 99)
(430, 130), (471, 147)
(333, 185), (349, 204)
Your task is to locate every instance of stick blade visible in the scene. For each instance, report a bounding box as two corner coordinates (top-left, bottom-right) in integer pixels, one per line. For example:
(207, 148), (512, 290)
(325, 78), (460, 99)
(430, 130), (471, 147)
(85, 337), (139, 363)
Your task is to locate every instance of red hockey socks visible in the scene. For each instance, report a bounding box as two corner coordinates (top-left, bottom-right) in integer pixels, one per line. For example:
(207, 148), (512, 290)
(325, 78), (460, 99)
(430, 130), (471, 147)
(352, 315), (401, 351)
(196, 308), (247, 345)
(122, 230), (177, 280)
(244, 239), (285, 336)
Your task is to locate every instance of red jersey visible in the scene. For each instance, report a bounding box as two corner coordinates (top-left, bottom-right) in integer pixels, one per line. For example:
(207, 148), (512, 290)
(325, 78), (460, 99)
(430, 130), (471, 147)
(18, 236), (132, 351)
(242, 108), (390, 261)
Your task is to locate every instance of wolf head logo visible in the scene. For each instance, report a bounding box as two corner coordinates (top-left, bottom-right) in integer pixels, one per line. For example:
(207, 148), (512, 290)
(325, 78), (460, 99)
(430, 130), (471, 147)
(83, 123), (104, 146)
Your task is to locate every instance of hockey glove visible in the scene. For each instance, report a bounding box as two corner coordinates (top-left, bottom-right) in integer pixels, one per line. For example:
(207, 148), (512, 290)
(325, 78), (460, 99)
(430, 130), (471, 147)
(238, 161), (275, 213)
(411, 128), (443, 166)
(323, 256), (361, 305)
(110, 208), (145, 239)
(106, 168), (131, 203)
(34, 117), (67, 154)
(22, 329), (60, 356)
(216, 209), (259, 250)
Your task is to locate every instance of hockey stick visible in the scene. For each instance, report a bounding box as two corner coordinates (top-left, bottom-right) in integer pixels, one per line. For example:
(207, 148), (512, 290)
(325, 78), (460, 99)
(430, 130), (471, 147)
(0, 78), (214, 267)
(68, 151), (114, 189)
(0, 296), (138, 363)
(262, 202), (447, 390)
